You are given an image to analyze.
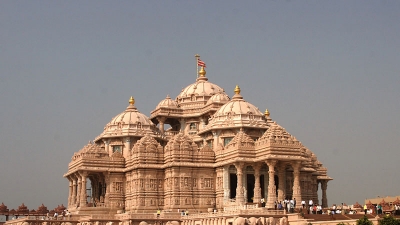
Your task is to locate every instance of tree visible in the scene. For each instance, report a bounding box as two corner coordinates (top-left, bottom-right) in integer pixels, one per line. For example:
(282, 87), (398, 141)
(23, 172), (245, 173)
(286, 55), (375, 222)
(379, 215), (400, 225)
(357, 216), (373, 225)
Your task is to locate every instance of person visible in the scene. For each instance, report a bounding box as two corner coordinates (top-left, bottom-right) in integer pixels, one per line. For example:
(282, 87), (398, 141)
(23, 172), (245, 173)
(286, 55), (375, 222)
(364, 204), (368, 214)
(377, 204), (382, 215)
(261, 198), (265, 207)
(301, 200), (306, 209)
(290, 200), (294, 213)
(54, 212), (58, 220)
(309, 199), (313, 209)
(157, 209), (161, 217)
(293, 198), (297, 209)
(289, 199), (294, 213)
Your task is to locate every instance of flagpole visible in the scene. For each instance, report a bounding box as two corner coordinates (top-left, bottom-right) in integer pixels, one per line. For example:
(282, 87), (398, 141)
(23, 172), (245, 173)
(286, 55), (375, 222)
(195, 54), (200, 78)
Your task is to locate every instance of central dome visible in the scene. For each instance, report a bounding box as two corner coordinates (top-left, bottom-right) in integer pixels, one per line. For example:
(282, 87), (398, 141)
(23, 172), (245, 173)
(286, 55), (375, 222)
(176, 68), (226, 108)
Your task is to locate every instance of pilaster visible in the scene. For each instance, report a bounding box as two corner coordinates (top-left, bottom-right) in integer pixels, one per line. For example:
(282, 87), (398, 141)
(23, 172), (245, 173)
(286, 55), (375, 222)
(321, 180), (328, 208)
(253, 163), (262, 204)
(292, 161), (302, 205)
(266, 159), (277, 208)
(277, 162), (286, 202)
(234, 162), (245, 205)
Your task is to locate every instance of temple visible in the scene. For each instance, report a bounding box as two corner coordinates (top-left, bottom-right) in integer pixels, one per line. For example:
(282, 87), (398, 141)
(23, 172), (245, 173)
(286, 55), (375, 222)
(63, 56), (332, 218)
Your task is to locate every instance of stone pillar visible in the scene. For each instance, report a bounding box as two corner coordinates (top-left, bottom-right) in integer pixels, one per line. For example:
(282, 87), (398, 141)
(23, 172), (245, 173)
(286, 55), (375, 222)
(321, 180), (328, 208)
(104, 140), (110, 156)
(72, 178), (77, 206)
(80, 172), (88, 207)
(76, 175), (82, 206)
(235, 162), (245, 205)
(158, 117), (166, 134)
(68, 178), (73, 207)
(212, 131), (218, 150)
(253, 163), (262, 204)
(104, 172), (110, 206)
(266, 160), (277, 208)
(222, 218), (226, 225)
(313, 179), (319, 205)
(123, 137), (131, 158)
(223, 165), (230, 201)
(277, 163), (286, 202)
(180, 118), (185, 132)
(292, 161), (302, 205)
(218, 218), (222, 225)
(200, 117), (206, 129)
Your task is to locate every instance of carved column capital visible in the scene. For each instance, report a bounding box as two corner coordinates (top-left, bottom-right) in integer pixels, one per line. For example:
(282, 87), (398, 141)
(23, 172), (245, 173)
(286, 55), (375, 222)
(291, 161), (301, 170)
(266, 159), (277, 165)
(234, 162), (245, 173)
(253, 163), (262, 173)
(79, 171), (89, 178)
(157, 117), (166, 123)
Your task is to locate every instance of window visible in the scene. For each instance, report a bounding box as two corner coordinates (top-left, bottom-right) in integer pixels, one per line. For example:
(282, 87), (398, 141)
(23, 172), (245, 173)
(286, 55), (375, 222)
(190, 123), (196, 130)
(224, 137), (233, 146)
(113, 145), (122, 153)
(137, 122), (142, 129)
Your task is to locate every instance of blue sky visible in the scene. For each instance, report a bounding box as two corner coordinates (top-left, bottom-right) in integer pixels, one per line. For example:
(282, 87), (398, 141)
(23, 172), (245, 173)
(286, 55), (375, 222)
(0, 0), (399, 211)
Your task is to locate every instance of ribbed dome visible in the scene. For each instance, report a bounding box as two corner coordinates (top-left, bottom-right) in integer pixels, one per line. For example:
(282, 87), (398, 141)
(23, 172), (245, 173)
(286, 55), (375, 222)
(108, 105), (154, 127)
(95, 97), (159, 140)
(206, 92), (230, 105)
(176, 70), (226, 107)
(156, 95), (178, 109)
(199, 86), (268, 133)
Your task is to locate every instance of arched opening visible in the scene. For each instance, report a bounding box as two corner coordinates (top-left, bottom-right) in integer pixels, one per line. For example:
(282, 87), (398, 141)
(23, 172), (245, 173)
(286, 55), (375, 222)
(246, 174), (255, 202)
(275, 175), (279, 197)
(229, 173), (237, 199)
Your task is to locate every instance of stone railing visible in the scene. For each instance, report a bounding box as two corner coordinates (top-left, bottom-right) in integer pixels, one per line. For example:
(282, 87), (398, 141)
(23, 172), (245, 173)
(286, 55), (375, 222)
(185, 208), (285, 220)
(223, 204), (258, 212)
(4, 217), (79, 225)
(118, 213), (181, 220)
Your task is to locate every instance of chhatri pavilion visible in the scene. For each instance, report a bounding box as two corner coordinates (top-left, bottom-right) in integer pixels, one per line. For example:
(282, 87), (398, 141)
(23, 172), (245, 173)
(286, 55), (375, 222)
(62, 56), (332, 221)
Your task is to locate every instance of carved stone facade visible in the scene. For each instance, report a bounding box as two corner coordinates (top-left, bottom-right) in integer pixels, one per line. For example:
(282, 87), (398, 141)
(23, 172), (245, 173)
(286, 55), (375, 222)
(64, 61), (332, 215)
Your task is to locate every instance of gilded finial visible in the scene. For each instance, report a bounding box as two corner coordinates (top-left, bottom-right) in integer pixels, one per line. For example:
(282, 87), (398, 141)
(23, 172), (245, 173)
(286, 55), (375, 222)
(264, 109), (270, 117)
(129, 96), (135, 105)
(199, 66), (206, 77)
(234, 85), (241, 95)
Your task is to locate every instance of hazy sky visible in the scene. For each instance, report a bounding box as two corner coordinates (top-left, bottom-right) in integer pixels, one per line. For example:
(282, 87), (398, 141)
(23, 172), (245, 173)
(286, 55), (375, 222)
(0, 0), (399, 212)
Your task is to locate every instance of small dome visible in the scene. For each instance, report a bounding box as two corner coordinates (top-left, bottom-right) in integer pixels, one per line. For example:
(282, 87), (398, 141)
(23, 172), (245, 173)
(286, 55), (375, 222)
(216, 85), (263, 116)
(200, 86), (268, 133)
(156, 95), (178, 109)
(206, 92), (230, 105)
(96, 97), (159, 140)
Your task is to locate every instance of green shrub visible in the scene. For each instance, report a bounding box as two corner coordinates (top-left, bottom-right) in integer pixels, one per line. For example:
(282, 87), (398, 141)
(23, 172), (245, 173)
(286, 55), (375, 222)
(379, 215), (400, 225)
(356, 216), (373, 225)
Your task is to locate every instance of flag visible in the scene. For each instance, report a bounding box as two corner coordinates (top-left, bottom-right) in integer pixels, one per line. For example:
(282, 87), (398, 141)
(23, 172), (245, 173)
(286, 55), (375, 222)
(197, 59), (206, 68)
